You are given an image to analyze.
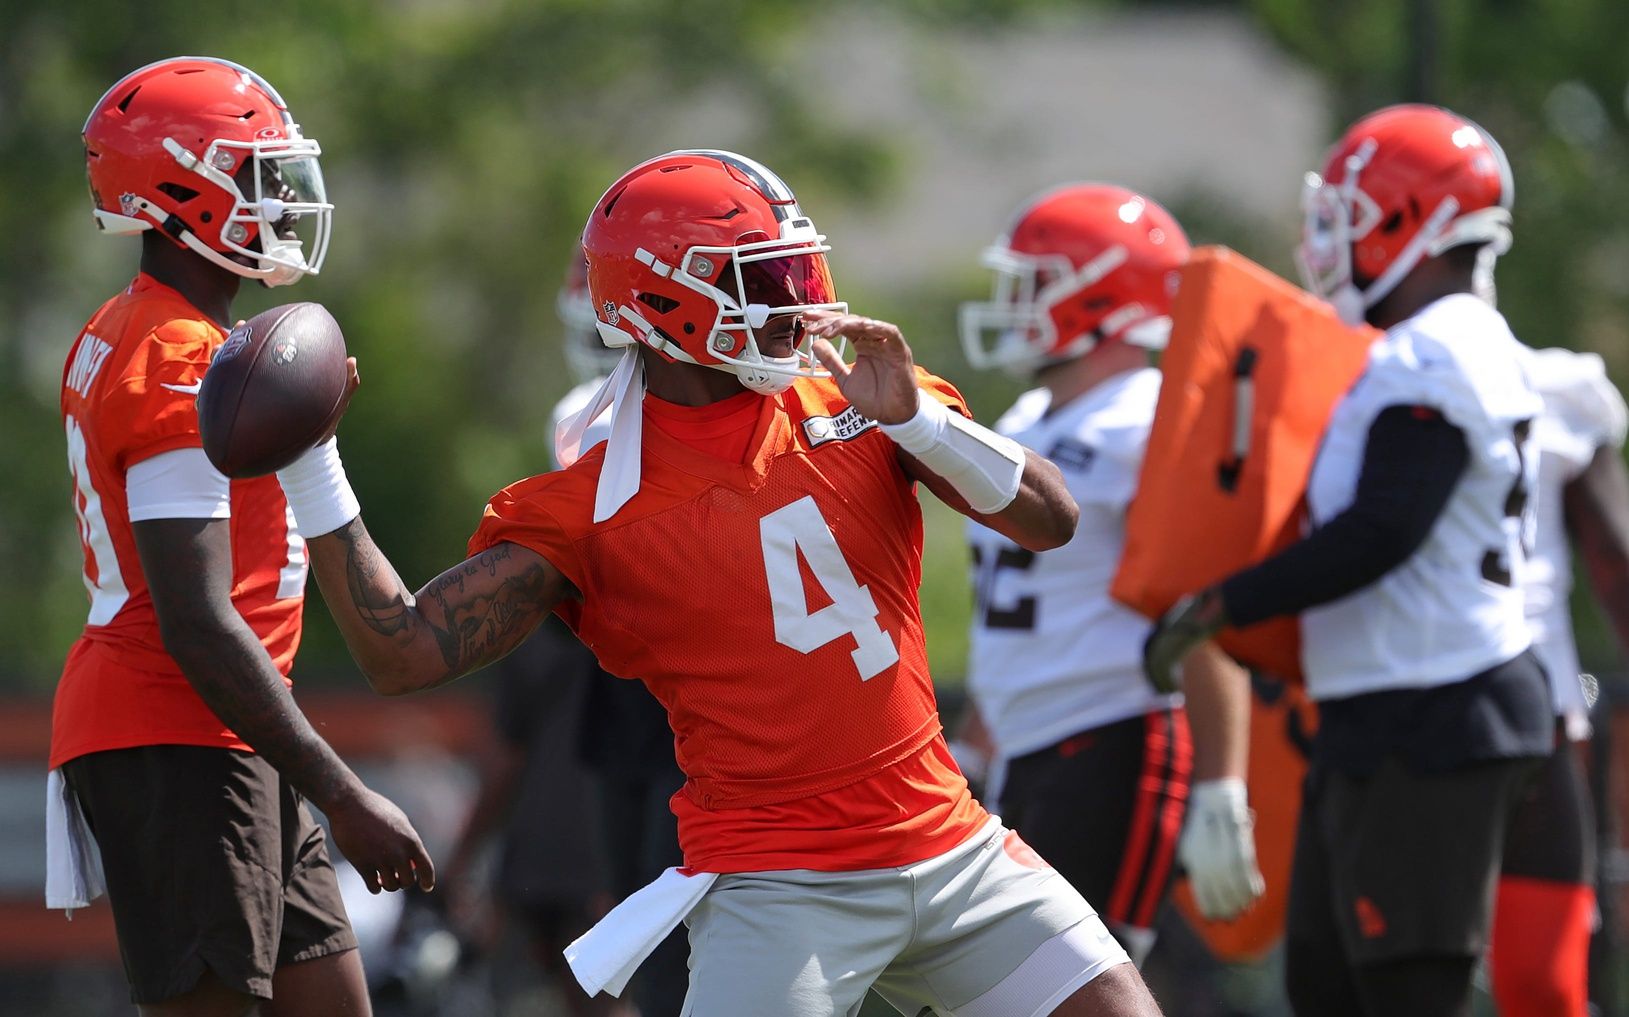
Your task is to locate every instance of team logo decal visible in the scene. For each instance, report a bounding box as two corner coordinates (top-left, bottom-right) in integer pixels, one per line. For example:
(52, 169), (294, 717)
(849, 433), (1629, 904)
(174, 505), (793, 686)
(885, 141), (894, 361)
(119, 192), (140, 217)
(214, 323), (253, 365)
(803, 406), (877, 447)
(603, 301), (619, 326)
(255, 126), (283, 141)
(271, 338), (299, 365)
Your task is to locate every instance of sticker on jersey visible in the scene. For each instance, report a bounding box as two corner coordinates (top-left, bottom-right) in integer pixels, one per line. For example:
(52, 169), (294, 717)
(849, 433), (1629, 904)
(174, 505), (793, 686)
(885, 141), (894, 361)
(1047, 437), (1096, 472)
(214, 323), (252, 365)
(271, 338), (299, 365)
(803, 406), (877, 447)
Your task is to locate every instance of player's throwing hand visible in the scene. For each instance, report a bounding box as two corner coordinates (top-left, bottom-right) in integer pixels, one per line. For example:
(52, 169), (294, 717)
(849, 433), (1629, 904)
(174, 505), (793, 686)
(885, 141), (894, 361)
(805, 309), (920, 425)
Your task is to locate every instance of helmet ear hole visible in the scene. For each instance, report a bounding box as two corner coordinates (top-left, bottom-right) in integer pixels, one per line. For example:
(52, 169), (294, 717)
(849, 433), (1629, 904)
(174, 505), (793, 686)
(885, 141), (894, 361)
(637, 292), (680, 314)
(156, 182), (199, 203)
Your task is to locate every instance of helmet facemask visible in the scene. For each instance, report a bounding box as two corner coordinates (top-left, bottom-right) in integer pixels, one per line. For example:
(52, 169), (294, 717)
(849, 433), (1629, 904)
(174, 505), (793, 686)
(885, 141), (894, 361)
(165, 132), (333, 287)
(624, 216), (848, 396)
(959, 243), (1135, 374)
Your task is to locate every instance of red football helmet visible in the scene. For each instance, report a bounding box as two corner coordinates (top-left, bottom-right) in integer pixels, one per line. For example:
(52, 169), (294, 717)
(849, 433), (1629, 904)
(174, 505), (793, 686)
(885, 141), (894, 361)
(1297, 104), (1512, 324)
(83, 57), (332, 287)
(581, 150), (846, 395)
(960, 183), (1190, 372)
(557, 252), (621, 382)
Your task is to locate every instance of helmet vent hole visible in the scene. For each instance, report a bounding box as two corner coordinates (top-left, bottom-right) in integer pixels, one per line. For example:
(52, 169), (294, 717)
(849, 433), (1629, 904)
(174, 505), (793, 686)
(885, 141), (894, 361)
(239, 110), (256, 120)
(603, 188), (626, 217)
(1381, 211), (1405, 234)
(156, 182), (199, 203)
(116, 87), (140, 113)
(638, 292), (680, 314)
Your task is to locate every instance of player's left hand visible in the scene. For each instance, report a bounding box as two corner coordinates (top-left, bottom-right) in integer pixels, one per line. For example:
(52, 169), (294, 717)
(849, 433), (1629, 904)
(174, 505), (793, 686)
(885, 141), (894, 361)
(1179, 778), (1266, 921)
(1143, 586), (1229, 693)
(805, 309), (919, 425)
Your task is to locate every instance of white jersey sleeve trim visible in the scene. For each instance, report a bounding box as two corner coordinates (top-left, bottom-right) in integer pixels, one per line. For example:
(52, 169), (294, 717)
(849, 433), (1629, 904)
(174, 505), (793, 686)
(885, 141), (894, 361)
(126, 447), (230, 522)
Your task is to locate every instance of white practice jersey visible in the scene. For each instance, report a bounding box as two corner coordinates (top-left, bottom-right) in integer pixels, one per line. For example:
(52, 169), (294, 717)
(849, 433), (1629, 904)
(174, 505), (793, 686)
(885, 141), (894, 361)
(549, 377), (613, 470)
(1521, 345), (1628, 737)
(966, 367), (1179, 758)
(1302, 294), (1543, 701)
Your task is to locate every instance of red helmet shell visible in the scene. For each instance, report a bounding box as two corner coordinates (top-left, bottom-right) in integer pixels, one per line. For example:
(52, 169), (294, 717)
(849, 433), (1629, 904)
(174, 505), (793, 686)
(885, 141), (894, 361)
(962, 183), (1190, 371)
(1298, 104), (1512, 321)
(84, 57), (291, 254)
(581, 150), (842, 391)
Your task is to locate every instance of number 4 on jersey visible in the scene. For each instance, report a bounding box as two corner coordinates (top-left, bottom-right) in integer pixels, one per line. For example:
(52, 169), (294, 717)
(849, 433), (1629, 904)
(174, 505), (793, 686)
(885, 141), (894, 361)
(760, 496), (899, 681)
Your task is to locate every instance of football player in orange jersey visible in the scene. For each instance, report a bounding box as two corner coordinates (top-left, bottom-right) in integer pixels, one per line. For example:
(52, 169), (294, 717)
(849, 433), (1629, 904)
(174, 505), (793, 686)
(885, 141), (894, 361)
(53, 58), (431, 1017)
(281, 150), (1164, 1015)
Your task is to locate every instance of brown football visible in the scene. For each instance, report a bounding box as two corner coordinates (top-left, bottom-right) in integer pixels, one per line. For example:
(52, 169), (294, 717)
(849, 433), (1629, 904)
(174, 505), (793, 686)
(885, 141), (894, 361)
(198, 302), (349, 478)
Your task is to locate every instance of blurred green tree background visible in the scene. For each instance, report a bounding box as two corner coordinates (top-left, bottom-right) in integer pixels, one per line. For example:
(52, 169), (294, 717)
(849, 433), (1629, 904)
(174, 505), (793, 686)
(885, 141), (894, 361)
(2, 0), (1626, 693)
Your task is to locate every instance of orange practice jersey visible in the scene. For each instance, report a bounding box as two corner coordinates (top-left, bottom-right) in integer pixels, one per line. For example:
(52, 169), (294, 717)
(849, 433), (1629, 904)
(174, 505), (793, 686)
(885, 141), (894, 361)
(50, 275), (306, 769)
(471, 371), (989, 872)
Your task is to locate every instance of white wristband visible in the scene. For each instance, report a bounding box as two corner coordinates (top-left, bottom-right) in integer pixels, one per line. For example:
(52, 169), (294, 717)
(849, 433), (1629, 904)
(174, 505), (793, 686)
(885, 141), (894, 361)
(882, 390), (1025, 514)
(276, 438), (360, 538)
(880, 390), (950, 454)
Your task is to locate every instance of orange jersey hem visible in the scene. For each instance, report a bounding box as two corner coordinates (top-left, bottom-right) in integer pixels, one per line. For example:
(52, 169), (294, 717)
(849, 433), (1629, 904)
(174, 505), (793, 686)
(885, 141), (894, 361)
(675, 735), (991, 873)
(49, 639), (263, 769)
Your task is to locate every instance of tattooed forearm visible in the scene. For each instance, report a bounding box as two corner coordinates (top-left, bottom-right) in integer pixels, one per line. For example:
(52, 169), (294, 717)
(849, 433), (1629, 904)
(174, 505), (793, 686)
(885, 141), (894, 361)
(332, 519), (415, 637)
(308, 518), (565, 693)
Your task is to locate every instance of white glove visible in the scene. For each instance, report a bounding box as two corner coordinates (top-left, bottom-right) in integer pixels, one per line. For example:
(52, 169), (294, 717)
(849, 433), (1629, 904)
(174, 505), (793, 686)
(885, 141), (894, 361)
(1179, 778), (1266, 921)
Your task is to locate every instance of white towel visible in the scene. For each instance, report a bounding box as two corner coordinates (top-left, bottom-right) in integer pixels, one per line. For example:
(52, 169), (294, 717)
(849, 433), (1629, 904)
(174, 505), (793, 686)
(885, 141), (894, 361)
(45, 768), (105, 913)
(564, 866), (718, 997)
(554, 346), (648, 524)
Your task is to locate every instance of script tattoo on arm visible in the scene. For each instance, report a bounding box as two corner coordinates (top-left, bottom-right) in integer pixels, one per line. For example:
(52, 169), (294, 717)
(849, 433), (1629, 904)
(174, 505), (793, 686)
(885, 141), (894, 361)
(417, 545), (554, 673)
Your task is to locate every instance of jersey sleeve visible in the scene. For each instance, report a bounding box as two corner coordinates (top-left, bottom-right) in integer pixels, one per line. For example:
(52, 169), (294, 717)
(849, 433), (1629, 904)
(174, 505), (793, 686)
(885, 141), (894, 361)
(1359, 338), (1504, 440)
(126, 447), (231, 522)
(1532, 348), (1628, 452)
(467, 473), (587, 593)
(103, 317), (218, 471)
(914, 366), (973, 420)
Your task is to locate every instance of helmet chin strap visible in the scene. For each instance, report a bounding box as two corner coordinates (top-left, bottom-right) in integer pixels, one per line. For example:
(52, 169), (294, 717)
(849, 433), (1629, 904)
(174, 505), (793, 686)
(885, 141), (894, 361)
(732, 357), (798, 395)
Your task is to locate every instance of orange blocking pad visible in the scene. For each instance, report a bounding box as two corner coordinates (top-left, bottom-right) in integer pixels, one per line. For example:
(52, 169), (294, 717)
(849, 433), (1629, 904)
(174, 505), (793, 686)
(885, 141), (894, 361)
(1111, 246), (1378, 682)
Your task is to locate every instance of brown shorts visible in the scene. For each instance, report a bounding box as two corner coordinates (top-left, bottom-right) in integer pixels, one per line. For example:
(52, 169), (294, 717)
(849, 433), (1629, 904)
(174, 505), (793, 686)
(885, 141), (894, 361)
(62, 744), (357, 1004)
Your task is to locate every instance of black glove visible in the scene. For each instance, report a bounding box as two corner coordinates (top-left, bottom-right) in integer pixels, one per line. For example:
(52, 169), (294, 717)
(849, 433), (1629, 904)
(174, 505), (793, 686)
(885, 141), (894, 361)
(1143, 586), (1230, 694)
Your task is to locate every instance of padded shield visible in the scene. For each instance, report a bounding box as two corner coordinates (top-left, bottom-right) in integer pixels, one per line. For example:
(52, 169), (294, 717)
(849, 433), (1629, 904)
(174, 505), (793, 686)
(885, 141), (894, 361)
(1111, 246), (1378, 682)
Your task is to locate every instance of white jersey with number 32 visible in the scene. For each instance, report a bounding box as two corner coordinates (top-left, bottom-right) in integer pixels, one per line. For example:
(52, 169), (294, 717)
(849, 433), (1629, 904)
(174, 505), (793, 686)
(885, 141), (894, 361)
(1302, 294), (1543, 701)
(966, 368), (1179, 758)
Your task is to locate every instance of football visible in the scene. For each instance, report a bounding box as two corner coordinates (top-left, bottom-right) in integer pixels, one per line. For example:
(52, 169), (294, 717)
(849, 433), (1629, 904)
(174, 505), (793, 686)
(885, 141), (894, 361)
(198, 302), (350, 478)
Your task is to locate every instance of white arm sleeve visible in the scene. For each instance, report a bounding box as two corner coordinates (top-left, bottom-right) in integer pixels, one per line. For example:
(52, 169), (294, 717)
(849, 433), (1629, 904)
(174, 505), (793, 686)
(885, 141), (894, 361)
(126, 447), (230, 522)
(881, 390), (1026, 513)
